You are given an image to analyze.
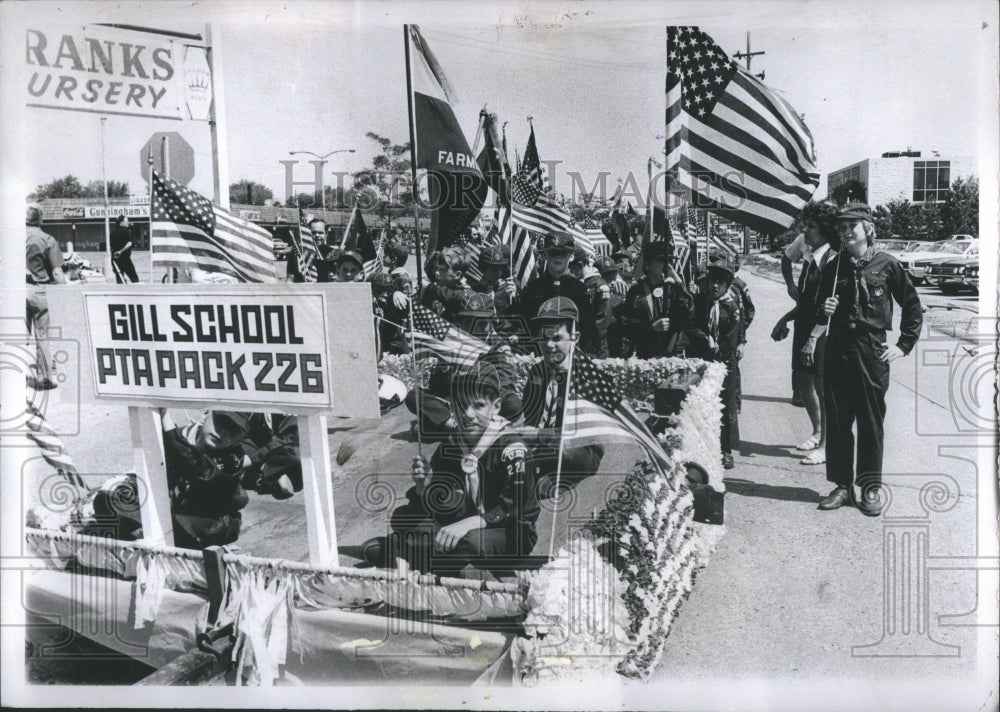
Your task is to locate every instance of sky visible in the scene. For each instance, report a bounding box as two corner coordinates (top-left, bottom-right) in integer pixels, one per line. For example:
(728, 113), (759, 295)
(4, 0), (997, 206)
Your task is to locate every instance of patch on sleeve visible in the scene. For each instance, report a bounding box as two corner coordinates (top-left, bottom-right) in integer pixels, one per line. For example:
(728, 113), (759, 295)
(501, 442), (527, 461)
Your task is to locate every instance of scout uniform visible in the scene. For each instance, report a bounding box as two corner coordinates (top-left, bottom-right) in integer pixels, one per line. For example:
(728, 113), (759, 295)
(520, 231), (596, 351)
(816, 203), (922, 512)
(621, 242), (694, 358)
(688, 259), (745, 468)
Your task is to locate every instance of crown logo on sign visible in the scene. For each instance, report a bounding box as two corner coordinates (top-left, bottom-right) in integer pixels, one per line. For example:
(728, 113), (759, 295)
(185, 70), (210, 92)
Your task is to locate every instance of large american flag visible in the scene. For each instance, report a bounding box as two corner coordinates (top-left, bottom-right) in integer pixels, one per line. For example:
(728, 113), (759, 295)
(151, 171), (276, 283)
(665, 26), (819, 235)
(563, 354), (675, 478)
(410, 304), (488, 368)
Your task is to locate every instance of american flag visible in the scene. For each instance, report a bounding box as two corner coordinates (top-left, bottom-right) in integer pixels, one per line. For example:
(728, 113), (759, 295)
(454, 237), (484, 285)
(26, 369), (88, 492)
(296, 209), (319, 282)
(150, 171), (276, 283)
(568, 219), (599, 259)
(342, 207), (383, 279)
(665, 26), (819, 235)
(410, 304), (488, 368)
(510, 225), (536, 287)
(564, 353), (675, 478)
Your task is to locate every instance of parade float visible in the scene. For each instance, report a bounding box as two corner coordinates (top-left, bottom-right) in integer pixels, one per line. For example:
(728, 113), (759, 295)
(24, 298), (727, 685)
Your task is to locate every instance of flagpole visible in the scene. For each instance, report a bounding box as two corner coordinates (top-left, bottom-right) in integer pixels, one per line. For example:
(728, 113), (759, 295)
(403, 25), (425, 295)
(547, 322), (576, 561)
(100, 116), (113, 284)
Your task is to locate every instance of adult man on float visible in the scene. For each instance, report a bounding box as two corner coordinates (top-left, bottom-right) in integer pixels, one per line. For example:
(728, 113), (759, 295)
(815, 203), (923, 515)
(25, 204), (65, 389)
(621, 241), (693, 358)
(519, 231), (595, 352)
(520, 297), (604, 496)
(110, 215), (140, 283)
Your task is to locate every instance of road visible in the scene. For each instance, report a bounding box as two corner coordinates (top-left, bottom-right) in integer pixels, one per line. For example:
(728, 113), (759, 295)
(650, 264), (992, 700)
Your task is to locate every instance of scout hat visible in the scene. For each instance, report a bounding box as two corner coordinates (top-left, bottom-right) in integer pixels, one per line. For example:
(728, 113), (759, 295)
(595, 255), (619, 275)
(706, 256), (736, 280)
(335, 250), (364, 268)
(478, 244), (509, 267)
(642, 241), (673, 263)
(458, 292), (496, 317)
(531, 296), (579, 324)
(541, 231), (575, 254)
(835, 202), (873, 221)
(451, 361), (502, 404)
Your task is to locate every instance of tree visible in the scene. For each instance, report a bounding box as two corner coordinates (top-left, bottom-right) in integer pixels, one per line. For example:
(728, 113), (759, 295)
(829, 179), (867, 206)
(29, 174), (130, 200)
(939, 175), (978, 237)
(352, 132), (420, 229)
(229, 179), (274, 206)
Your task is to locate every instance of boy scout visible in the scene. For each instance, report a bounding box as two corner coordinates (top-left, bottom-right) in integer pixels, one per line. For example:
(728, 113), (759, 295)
(816, 203), (922, 515)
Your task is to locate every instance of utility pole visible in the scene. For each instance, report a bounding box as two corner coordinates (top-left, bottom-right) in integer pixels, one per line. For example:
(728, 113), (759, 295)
(733, 32), (766, 255)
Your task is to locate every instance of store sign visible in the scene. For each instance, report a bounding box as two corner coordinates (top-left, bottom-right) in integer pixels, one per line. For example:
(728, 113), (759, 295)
(24, 24), (213, 121)
(129, 194), (150, 205)
(85, 205), (150, 219)
(83, 290), (333, 409)
(62, 207), (85, 218)
(239, 209), (262, 221)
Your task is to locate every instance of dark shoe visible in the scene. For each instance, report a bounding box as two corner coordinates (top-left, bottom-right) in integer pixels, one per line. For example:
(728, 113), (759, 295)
(818, 486), (849, 510)
(857, 489), (885, 517)
(722, 453), (735, 470)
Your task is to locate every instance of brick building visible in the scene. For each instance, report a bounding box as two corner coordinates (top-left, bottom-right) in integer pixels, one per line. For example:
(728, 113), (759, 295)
(826, 150), (975, 208)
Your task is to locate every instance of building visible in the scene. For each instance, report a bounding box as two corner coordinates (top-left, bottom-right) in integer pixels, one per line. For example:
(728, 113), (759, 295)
(826, 150), (975, 207)
(30, 197), (430, 253)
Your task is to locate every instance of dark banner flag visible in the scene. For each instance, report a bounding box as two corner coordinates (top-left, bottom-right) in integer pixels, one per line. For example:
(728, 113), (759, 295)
(406, 25), (486, 254)
(665, 26), (819, 235)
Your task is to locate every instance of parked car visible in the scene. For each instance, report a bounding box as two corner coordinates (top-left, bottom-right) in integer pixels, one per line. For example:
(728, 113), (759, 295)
(874, 238), (912, 257)
(924, 256), (979, 294)
(898, 239), (979, 284)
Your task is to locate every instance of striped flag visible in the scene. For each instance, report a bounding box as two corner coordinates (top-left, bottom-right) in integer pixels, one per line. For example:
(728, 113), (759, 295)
(665, 26), (819, 235)
(343, 207), (382, 279)
(567, 219), (598, 259)
(510, 225), (536, 287)
(297, 210), (319, 282)
(150, 171), (277, 283)
(26, 370), (88, 492)
(563, 353), (675, 478)
(410, 304), (488, 368)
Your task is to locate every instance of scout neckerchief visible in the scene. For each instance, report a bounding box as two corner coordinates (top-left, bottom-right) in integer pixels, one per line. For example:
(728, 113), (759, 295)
(460, 416), (507, 514)
(848, 245), (878, 324)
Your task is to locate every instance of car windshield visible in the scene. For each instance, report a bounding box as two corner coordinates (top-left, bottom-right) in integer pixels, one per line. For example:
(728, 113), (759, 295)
(876, 240), (907, 251)
(938, 242), (971, 254)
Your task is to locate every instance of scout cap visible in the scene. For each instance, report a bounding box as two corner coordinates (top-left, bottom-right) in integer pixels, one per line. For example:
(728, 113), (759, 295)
(458, 292), (496, 317)
(369, 272), (393, 291)
(835, 202), (873, 221)
(478, 244), (509, 267)
(451, 361), (501, 404)
(595, 255), (619, 274)
(335, 250), (364, 268)
(642, 241), (673, 263)
(572, 246), (590, 264)
(706, 257), (735, 280)
(542, 231), (575, 253)
(532, 296), (579, 324)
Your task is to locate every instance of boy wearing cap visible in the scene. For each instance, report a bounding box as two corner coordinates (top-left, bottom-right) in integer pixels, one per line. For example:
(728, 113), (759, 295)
(622, 241), (693, 358)
(815, 203), (922, 515)
(333, 250), (364, 282)
(520, 231), (596, 351)
(688, 258), (745, 469)
(364, 363), (539, 574)
(159, 410), (251, 548)
(469, 243), (519, 317)
(521, 297), (605, 492)
(422, 248), (474, 326)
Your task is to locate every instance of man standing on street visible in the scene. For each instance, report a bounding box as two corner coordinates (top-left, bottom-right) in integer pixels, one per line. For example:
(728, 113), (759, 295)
(110, 214), (140, 283)
(815, 203), (923, 516)
(25, 203), (65, 389)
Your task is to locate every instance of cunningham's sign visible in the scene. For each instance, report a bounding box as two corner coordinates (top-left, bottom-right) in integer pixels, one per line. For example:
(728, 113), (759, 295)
(83, 290), (333, 409)
(25, 24), (213, 120)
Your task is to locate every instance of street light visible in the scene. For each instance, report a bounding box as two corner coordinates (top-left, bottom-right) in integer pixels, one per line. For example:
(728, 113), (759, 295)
(288, 148), (356, 211)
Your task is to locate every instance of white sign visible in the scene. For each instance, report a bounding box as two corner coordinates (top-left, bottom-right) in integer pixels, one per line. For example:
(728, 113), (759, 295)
(129, 194), (150, 205)
(83, 290), (333, 409)
(85, 205), (150, 219)
(183, 45), (213, 121)
(24, 24), (211, 121)
(239, 209), (262, 221)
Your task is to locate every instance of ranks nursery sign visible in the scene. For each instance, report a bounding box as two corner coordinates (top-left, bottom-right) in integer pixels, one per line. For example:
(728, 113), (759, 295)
(24, 24), (213, 121)
(83, 290), (333, 409)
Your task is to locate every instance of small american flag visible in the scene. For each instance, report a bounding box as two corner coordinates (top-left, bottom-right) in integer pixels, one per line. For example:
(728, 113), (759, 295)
(564, 353), (675, 479)
(150, 170), (276, 283)
(410, 304), (488, 368)
(297, 209), (319, 282)
(26, 369), (88, 492)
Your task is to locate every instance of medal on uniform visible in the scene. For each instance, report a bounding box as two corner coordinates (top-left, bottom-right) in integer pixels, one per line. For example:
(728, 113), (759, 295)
(461, 454), (478, 474)
(652, 287), (663, 298)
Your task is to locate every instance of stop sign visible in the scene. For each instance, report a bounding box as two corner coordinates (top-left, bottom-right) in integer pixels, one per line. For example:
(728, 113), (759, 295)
(140, 131), (195, 186)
